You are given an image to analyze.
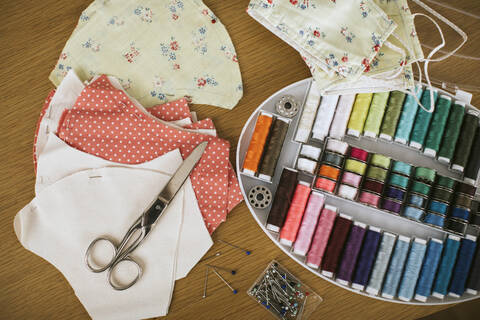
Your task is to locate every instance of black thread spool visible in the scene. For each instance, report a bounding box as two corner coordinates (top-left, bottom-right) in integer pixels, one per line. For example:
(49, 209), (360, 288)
(465, 127), (480, 184)
(452, 112), (479, 172)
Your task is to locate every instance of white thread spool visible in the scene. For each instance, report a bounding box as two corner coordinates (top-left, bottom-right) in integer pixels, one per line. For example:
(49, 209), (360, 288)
(326, 139), (349, 155)
(329, 94), (356, 139)
(297, 158), (317, 174)
(295, 81), (321, 143)
(300, 145), (322, 160)
(311, 95), (340, 141)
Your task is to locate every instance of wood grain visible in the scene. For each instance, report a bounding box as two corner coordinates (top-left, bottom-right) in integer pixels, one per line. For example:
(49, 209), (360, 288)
(1, 1), (480, 319)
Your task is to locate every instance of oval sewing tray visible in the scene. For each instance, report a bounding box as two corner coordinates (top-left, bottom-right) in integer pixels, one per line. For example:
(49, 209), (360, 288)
(236, 78), (480, 305)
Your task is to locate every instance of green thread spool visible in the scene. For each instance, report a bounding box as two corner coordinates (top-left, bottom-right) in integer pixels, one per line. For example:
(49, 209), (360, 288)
(436, 175), (456, 190)
(465, 127), (480, 184)
(395, 86), (424, 144)
(379, 91), (406, 141)
(323, 151), (345, 168)
(364, 92), (390, 138)
(452, 111), (479, 172)
(424, 95), (452, 157)
(431, 187), (453, 203)
(347, 93), (374, 137)
(414, 167), (436, 184)
(389, 173), (409, 189)
(409, 89), (438, 149)
(455, 193), (473, 209)
(391, 160), (412, 176)
(370, 154), (391, 169)
(410, 181), (431, 196)
(345, 158), (367, 175)
(258, 118), (289, 180)
(366, 166), (388, 181)
(437, 102), (465, 164)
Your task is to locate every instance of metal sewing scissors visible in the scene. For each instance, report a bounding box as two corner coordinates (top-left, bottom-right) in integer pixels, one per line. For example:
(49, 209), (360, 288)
(85, 141), (208, 290)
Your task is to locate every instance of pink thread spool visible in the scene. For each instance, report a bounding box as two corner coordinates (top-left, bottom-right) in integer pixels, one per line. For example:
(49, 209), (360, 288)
(341, 171), (363, 188)
(349, 147), (369, 162)
(293, 192), (325, 256)
(358, 191), (381, 208)
(306, 205), (338, 268)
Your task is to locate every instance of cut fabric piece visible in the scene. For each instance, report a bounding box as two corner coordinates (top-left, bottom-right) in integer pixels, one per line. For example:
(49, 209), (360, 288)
(50, 0), (243, 109)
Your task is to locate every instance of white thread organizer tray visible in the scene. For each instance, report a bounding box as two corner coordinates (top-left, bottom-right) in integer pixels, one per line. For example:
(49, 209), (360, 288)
(236, 78), (480, 305)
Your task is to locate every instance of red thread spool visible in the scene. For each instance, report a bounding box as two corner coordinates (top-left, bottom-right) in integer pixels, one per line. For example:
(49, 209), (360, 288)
(362, 179), (384, 195)
(358, 191), (381, 207)
(315, 177), (336, 193)
(349, 147), (369, 162)
(279, 182), (312, 246)
(321, 215), (352, 277)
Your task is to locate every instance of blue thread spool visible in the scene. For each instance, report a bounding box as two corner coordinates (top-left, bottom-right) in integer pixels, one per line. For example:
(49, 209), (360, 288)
(381, 236), (411, 299)
(415, 238), (444, 301)
(398, 238), (427, 301)
(351, 227), (382, 290)
(366, 232), (397, 296)
(408, 194), (428, 209)
(395, 86), (423, 144)
(449, 236), (478, 297)
(385, 186), (406, 201)
(423, 212), (445, 228)
(451, 207), (471, 222)
(403, 206), (425, 221)
(427, 200), (448, 215)
(432, 235), (461, 298)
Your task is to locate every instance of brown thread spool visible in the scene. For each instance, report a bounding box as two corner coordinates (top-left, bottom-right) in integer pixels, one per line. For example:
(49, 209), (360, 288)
(266, 168), (298, 232)
(258, 118), (289, 180)
(455, 193), (473, 209)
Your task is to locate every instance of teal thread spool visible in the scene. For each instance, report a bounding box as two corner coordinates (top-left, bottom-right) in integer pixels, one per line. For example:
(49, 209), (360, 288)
(424, 95), (452, 157)
(395, 86), (423, 144)
(409, 89), (438, 150)
(438, 102), (465, 164)
(364, 92), (390, 138)
(452, 111), (479, 172)
(391, 161), (412, 176)
(389, 173), (409, 190)
(379, 91), (407, 141)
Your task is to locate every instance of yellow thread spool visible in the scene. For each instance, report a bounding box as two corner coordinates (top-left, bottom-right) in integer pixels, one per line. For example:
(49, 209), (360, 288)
(347, 93), (374, 137)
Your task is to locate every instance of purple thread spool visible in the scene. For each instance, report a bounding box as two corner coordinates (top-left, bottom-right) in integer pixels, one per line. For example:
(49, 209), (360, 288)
(382, 198), (402, 214)
(336, 222), (367, 285)
(385, 186), (406, 201)
(352, 227), (382, 290)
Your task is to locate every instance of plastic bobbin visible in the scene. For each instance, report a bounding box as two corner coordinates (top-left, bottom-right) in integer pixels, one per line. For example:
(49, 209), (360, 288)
(275, 95), (299, 118)
(248, 185), (272, 209)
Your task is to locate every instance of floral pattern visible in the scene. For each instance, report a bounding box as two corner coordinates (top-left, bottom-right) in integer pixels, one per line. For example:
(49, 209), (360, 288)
(134, 6), (153, 23)
(160, 37), (180, 62)
(359, 1), (371, 18)
(340, 26), (355, 43)
(166, 0), (184, 21)
(82, 38), (101, 52)
(194, 75), (218, 88)
(124, 42), (140, 63)
(107, 16), (124, 26)
(220, 45), (238, 62)
(192, 27), (208, 55)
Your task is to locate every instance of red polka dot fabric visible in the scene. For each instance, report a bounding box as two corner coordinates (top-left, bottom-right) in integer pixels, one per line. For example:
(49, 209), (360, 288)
(54, 75), (242, 233)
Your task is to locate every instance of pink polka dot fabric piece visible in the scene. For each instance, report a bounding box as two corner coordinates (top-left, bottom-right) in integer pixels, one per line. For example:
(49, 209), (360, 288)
(148, 98), (192, 122)
(55, 75), (242, 233)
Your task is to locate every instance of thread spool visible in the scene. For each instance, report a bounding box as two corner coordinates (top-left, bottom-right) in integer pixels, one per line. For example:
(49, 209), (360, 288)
(471, 213), (480, 227)
(414, 167), (436, 184)
(338, 184), (358, 200)
(321, 214), (353, 277)
(275, 95), (299, 118)
(381, 236), (411, 299)
(315, 177), (336, 193)
(329, 94), (356, 139)
(407, 194), (428, 209)
(423, 212), (446, 228)
(341, 171), (363, 188)
(465, 127), (480, 185)
(295, 82), (321, 143)
(323, 151), (344, 168)
(366, 232), (396, 296)
(279, 182), (312, 246)
(427, 200), (448, 215)
(449, 236), (477, 297)
(452, 111), (479, 172)
(312, 94), (339, 141)
(370, 154), (391, 170)
(389, 173), (409, 190)
(409, 89), (438, 149)
(243, 112), (273, 175)
(293, 192), (325, 256)
(384, 186), (406, 201)
(358, 191), (381, 208)
(326, 139), (349, 155)
(404, 206), (425, 221)
(431, 187), (452, 203)
(424, 95), (452, 157)
(349, 147), (369, 162)
(456, 182), (477, 197)
(347, 93), (374, 137)
(382, 198), (402, 214)
(436, 175), (456, 190)
(410, 181), (431, 196)
(432, 235), (461, 299)
(296, 157), (317, 174)
(318, 164), (341, 181)
(336, 222), (367, 285)
(445, 219), (468, 235)
(345, 159), (367, 176)
(364, 92), (390, 138)
(395, 86), (423, 144)
(415, 239), (444, 302)
(379, 91), (407, 141)
(351, 226), (382, 291)
(300, 144), (322, 160)
(266, 168), (298, 232)
(362, 179), (384, 195)
(391, 161), (412, 176)
(306, 205), (338, 268)
(366, 166), (388, 182)
(455, 193), (473, 209)
(398, 238), (427, 301)
(258, 117), (289, 180)
(438, 102), (465, 164)
(451, 207), (471, 222)
(466, 238), (480, 294)
(248, 186), (273, 209)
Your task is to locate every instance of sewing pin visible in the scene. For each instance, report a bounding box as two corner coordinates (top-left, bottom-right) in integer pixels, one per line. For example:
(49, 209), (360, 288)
(206, 264), (236, 275)
(211, 267), (238, 294)
(199, 251), (222, 263)
(217, 240), (251, 255)
(203, 267), (209, 299)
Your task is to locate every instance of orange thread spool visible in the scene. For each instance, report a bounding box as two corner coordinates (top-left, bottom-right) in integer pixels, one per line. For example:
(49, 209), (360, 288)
(279, 182), (312, 246)
(315, 177), (336, 193)
(242, 113), (273, 175)
(319, 164), (341, 181)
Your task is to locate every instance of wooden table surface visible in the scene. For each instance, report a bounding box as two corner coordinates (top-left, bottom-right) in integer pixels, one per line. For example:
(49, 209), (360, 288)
(2, 1), (480, 319)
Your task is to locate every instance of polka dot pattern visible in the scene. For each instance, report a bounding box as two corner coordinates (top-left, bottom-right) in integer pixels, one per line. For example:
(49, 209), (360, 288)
(148, 97), (192, 121)
(55, 75), (243, 233)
